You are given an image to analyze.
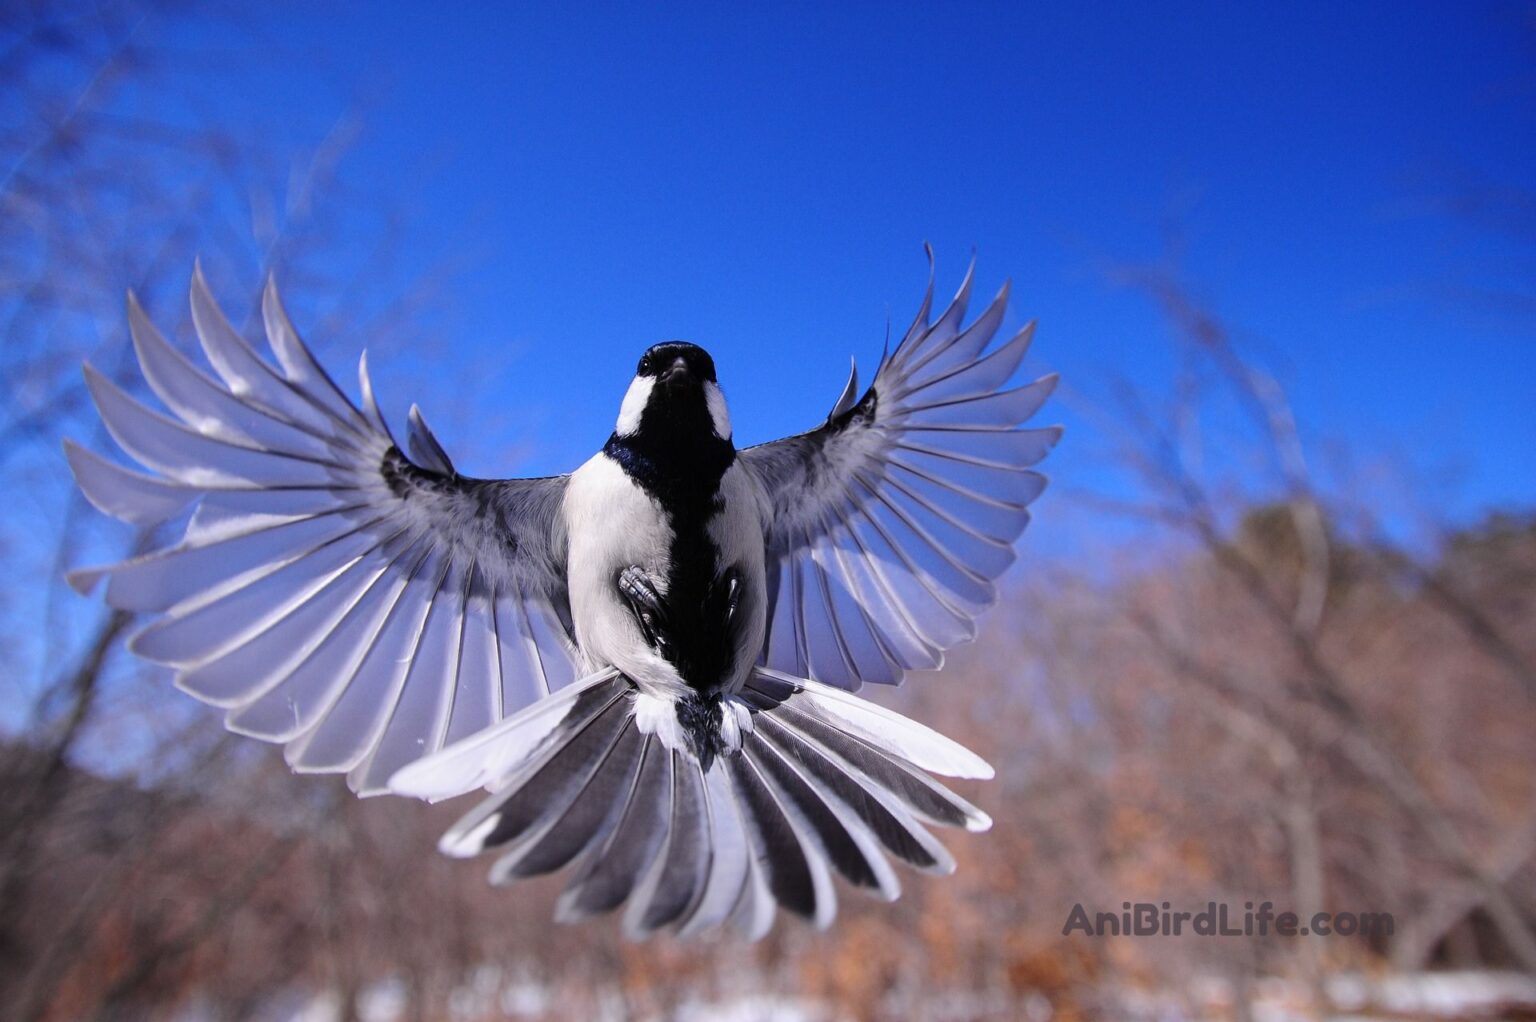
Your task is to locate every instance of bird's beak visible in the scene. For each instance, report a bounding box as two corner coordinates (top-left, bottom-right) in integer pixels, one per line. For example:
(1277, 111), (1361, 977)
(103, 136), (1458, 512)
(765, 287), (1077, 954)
(660, 356), (692, 387)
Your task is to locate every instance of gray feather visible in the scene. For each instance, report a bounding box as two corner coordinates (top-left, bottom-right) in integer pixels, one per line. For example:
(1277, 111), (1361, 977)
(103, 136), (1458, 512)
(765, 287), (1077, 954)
(500, 719), (644, 878)
(557, 735), (672, 920)
(741, 255), (1059, 691)
(69, 274), (581, 792)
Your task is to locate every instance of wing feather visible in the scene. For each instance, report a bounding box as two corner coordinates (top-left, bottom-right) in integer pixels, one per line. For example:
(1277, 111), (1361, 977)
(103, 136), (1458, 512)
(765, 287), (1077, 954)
(190, 264), (358, 442)
(742, 255), (1058, 690)
(70, 273), (579, 792)
(127, 291), (342, 458)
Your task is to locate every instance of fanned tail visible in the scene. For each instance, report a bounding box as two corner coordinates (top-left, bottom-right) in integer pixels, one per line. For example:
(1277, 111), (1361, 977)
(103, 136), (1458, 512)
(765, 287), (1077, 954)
(390, 667), (992, 939)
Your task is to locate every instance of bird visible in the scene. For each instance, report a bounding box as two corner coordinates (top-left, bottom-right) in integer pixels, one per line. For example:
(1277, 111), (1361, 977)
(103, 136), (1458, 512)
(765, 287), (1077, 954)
(67, 252), (1060, 938)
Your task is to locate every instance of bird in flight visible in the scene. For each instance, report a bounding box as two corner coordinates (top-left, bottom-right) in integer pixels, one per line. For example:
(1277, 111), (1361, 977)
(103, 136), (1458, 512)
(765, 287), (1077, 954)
(68, 253), (1059, 938)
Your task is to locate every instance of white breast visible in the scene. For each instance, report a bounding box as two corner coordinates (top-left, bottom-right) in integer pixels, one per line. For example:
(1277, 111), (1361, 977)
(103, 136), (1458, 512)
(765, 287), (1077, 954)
(561, 454), (770, 698)
(562, 453), (683, 693)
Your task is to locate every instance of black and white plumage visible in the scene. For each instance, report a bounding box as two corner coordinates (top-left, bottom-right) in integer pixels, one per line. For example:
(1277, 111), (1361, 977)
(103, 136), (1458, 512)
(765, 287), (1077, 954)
(68, 254), (1059, 937)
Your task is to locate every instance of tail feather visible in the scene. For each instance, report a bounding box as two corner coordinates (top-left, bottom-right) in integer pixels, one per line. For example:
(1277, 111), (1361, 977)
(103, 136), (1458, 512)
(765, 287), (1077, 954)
(727, 748), (835, 927)
(748, 727), (899, 899)
(757, 711), (955, 873)
(435, 680), (629, 857)
(493, 718), (644, 881)
(754, 711), (946, 878)
(556, 736), (671, 921)
(389, 666), (991, 938)
(678, 762), (752, 937)
(768, 699), (992, 833)
(763, 668), (995, 780)
(726, 825), (776, 940)
(391, 668), (623, 804)
(476, 697), (632, 865)
(627, 753), (710, 936)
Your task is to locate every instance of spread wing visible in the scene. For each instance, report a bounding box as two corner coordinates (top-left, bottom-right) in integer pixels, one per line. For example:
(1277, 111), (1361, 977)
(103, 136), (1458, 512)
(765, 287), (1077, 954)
(740, 257), (1060, 690)
(67, 268), (580, 794)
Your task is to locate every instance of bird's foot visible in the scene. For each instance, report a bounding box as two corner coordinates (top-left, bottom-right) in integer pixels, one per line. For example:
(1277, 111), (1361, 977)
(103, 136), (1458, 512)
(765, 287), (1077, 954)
(617, 566), (671, 658)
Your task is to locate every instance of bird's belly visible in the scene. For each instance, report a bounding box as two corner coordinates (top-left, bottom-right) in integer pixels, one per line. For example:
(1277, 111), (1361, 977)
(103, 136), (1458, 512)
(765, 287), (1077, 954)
(563, 454), (678, 687)
(561, 454), (766, 696)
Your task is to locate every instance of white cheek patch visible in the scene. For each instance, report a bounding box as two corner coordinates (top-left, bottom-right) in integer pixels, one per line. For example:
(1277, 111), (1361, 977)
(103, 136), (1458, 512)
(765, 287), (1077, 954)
(704, 381), (732, 439)
(614, 375), (654, 436)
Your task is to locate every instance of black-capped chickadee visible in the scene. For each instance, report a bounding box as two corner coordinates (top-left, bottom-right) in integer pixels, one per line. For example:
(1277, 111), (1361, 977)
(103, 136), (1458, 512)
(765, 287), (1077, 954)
(68, 252), (1059, 938)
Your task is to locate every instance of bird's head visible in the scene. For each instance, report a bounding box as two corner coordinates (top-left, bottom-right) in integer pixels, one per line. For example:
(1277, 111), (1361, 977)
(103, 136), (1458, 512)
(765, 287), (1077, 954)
(614, 341), (732, 443)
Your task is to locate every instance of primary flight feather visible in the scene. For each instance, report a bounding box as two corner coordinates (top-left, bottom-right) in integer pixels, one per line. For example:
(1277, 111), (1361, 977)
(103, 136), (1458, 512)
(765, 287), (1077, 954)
(68, 253), (1059, 937)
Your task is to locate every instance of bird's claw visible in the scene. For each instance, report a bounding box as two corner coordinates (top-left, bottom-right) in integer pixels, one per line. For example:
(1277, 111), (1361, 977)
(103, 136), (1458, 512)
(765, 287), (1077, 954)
(617, 566), (670, 656)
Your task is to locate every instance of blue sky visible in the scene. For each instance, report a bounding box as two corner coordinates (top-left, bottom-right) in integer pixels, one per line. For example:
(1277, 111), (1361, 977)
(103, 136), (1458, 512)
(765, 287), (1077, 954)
(166, 2), (1532, 540)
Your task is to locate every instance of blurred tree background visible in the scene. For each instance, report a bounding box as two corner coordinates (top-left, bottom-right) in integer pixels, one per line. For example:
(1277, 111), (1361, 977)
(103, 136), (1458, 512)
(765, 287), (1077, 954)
(1, 2), (1533, 1021)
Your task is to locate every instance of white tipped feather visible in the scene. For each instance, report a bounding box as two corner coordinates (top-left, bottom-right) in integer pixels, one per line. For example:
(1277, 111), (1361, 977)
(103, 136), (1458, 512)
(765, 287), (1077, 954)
(389, 668), (620, 802)
(751, 710), (956, 874)
(676, 761), (752, 937)
(626, 751), (711, 936)
(727, 840), (777, 941)
(790, 673), (993, 779)
(397, 666), (985, 937)
(483, 706), (637, 877)
(496, 719), (646, 880)
(619, 749), (678, 939)
(735, 743), (838, 929)
(749, 724), (900, 901)
(554, 734), (672, 923)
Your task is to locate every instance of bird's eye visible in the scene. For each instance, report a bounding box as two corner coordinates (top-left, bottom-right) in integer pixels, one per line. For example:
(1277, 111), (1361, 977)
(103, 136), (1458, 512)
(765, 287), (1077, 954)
(637, 355), (651, 375)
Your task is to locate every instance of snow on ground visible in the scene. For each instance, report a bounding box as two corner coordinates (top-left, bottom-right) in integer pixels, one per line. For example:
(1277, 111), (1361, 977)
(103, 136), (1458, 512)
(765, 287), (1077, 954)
(172, 968), (1536, 1021)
